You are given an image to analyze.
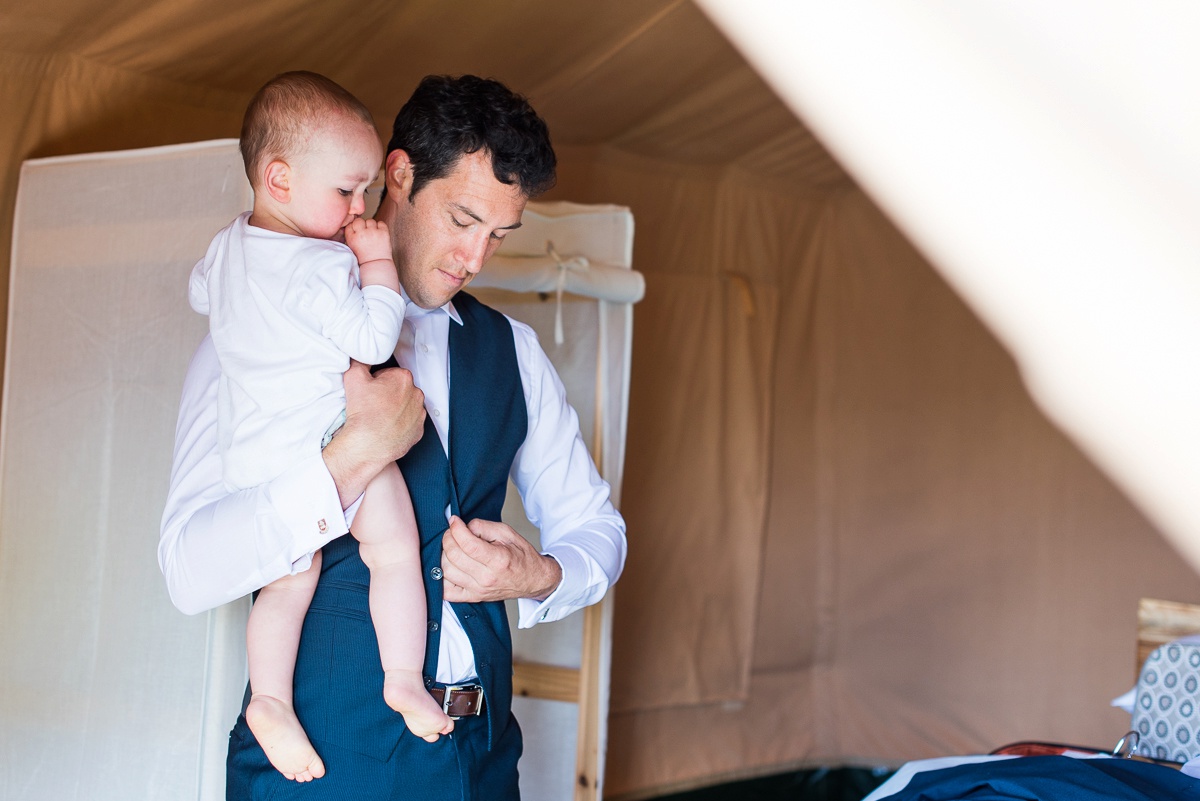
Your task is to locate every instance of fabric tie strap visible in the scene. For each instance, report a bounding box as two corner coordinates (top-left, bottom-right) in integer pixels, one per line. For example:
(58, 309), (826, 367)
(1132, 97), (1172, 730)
(547, 241), (589, 345)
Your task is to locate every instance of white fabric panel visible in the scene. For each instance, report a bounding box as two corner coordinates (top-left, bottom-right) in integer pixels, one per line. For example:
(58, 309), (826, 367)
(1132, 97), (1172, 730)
(498, 201), (634, 267)
(0, 141), (251, 800)
(477, 254), (644, 304)
(0, 139), (636, 801)
(475, 201), (643, 303)
(697, 0), (1200, 573)
(511, 696), (582, 800)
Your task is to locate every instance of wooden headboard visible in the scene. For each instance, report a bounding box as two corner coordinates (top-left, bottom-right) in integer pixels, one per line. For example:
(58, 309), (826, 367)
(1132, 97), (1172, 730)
(1137, 597), (1200, 678)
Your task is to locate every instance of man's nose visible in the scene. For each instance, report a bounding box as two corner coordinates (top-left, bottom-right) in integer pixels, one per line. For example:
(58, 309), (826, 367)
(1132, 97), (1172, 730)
(460, 233), (489, 275)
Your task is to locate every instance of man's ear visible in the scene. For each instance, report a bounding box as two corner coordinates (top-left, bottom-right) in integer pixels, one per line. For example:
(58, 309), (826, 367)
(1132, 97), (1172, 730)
(384, 150), (414, 200)
(263, 160), (291, 203)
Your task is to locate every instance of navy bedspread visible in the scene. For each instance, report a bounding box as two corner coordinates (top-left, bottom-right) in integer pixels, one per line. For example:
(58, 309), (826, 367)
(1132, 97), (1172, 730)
(880, 755), (1200, 800)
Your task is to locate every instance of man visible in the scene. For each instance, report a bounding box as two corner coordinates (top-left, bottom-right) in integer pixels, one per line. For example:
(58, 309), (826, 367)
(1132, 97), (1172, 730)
(159, 74), (627, 800)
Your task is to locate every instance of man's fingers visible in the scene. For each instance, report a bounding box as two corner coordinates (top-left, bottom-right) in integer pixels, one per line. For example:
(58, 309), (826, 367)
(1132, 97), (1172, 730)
(441, 579), (472, 604)
(443, 516), (475, 553)
(445, 517), (495, 560)
(440, 519), (511, 597)
(442, 536), (496, 581)
(440, 521), (486, 580)
(466, 518), (506, 543)
(439, 553), (489, 600)
(440, 526), (473, 572)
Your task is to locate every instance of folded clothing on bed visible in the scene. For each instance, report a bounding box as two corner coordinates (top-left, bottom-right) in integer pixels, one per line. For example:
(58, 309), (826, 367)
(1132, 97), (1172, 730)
(873, 755), (1199, 800)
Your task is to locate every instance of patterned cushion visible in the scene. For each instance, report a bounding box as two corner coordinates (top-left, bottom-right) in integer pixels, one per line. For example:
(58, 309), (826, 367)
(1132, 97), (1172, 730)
(1130, 641), (1200, 762)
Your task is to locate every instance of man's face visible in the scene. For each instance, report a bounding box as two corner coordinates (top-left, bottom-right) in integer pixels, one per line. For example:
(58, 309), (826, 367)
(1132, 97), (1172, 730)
(384, 149), (527, 310)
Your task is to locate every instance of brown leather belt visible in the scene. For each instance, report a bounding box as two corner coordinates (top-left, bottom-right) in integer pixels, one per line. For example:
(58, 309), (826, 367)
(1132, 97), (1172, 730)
(428, 683), (484, 719)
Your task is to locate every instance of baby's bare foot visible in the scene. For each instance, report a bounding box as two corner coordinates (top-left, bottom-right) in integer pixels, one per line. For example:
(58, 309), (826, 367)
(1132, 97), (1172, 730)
(246, 694), (326, 781)
(384, 669), (455, 743)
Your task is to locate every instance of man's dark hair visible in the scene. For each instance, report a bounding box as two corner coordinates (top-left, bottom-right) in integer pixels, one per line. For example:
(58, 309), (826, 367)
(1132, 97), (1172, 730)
(387, 75), (556, 200)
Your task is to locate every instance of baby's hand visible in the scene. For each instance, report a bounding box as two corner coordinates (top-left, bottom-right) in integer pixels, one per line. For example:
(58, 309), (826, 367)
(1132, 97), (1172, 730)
(344, 218), (393, 265)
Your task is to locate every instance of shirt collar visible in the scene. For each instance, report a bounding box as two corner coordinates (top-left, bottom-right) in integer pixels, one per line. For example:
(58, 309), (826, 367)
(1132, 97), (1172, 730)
(400, 286), (463, 326)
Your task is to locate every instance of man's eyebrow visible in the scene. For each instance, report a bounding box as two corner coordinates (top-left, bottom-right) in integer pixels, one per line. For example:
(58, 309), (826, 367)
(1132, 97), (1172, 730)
(451, 203), (523, 230)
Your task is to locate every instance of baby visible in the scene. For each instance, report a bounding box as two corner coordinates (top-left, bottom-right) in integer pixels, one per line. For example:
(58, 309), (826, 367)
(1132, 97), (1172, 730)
(188, 71), (452, 782)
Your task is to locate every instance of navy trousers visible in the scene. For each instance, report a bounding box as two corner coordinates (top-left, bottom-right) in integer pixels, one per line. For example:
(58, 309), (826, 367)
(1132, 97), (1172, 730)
(225, 557), (522, 800)
(226, 697), (521, 801)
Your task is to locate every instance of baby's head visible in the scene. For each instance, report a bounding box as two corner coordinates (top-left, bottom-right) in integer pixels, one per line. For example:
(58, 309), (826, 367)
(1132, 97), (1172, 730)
(240, 71), (383, 239)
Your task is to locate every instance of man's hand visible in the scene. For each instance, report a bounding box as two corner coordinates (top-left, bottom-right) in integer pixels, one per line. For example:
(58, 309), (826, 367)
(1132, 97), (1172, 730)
(441, 516), (563, 604)
(323, 361), (425, 509)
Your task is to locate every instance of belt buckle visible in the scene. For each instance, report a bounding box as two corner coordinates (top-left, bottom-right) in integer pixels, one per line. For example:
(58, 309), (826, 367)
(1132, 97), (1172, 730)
(441, 683), (483, 720)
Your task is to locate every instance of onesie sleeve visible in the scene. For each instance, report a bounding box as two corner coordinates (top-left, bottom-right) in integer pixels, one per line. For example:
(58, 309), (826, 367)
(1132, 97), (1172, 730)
(303, 247), (405, 365)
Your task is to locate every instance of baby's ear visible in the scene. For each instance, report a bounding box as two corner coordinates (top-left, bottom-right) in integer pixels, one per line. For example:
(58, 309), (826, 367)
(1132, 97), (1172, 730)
(262, 160), (291, 203)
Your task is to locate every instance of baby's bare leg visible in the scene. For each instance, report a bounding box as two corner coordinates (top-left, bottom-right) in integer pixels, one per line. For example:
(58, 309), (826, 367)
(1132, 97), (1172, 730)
(245, 551), (326, 781)
(353, 461), (454, 742)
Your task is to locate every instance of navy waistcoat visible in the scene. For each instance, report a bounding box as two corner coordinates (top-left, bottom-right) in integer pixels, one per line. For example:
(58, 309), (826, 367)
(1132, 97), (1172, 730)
(293, 291), (528, 761)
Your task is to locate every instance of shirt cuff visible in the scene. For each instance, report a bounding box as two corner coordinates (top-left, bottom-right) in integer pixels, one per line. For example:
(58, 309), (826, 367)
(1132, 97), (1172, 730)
(269, 452), (350, 571)
(516, 549), (586, 628)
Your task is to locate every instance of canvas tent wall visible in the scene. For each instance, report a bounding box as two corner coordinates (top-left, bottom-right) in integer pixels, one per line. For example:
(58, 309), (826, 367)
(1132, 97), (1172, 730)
(0, 2), (1199, 799)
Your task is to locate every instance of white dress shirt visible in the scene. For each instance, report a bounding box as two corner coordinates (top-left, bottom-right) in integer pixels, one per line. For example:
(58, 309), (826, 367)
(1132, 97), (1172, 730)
(159, 293), (627, 683)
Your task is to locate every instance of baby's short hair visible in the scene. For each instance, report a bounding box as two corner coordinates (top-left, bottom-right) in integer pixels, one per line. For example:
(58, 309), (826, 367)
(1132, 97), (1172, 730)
(240, 71), (376, 186)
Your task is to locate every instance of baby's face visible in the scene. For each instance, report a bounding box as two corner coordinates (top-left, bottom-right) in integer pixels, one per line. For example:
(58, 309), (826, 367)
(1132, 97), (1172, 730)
(285, 118), (383, 241)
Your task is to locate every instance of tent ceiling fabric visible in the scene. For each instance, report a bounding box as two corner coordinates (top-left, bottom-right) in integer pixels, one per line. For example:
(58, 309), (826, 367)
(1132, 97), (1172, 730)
(0, 0), (846, 185)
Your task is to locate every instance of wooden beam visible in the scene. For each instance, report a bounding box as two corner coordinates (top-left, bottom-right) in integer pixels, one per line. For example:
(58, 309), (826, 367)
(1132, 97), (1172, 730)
(575, 354), (609, 801)
(512, 661), (580, 704)
(574, 601), (605, 800)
